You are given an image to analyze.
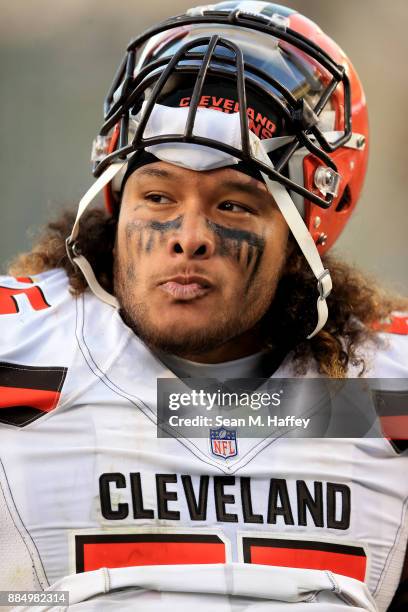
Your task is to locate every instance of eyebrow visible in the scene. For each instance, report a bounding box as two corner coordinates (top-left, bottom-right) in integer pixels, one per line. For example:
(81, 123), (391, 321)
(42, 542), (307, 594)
(136, 167), (173, 178)
(220, 180), (267, 198)
(136, 167), (268, 198)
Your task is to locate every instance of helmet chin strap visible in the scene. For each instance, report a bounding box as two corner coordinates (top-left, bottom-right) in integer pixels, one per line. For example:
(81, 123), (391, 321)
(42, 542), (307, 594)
(260, 172), (332, 339)
(66, 162), (125, 309)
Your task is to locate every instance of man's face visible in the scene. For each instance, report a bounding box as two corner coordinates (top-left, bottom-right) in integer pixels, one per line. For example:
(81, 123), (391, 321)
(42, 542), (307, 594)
(114, 161), (289, 360)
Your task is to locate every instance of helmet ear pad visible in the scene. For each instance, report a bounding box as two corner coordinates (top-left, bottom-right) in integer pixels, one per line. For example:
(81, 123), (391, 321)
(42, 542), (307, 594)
(304, 143), (368, 254)
(303, 72), (368, 252)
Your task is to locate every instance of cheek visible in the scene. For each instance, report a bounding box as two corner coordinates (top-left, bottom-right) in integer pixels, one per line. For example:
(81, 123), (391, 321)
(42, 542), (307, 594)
(115, 219), (144, 283)
(256, 223), (289, 278)
(116, 218), (170, 287)
(119, 219), (155, 259)
(116, 221), (133, 264)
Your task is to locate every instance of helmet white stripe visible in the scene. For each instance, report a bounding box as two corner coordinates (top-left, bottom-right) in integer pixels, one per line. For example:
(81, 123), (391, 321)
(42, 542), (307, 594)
(236, 1), (270, 13)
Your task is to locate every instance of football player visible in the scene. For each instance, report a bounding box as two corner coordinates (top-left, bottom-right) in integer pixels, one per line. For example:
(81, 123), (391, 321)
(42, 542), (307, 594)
(1, 2), (407, 610)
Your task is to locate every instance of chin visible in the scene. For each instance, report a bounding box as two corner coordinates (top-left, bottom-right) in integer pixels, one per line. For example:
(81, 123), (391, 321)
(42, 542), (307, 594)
(136, 314), (238, 356)
(142, 328), (222, 356)
(151, 317), (213, 341)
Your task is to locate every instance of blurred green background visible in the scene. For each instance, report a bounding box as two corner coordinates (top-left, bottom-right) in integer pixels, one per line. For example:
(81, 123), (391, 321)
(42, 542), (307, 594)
(0, 0), (407, 291)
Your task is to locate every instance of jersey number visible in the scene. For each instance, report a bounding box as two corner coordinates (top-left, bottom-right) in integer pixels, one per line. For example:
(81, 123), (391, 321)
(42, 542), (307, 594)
(75, 532), (366, 581)
(0, 277), (50, 315)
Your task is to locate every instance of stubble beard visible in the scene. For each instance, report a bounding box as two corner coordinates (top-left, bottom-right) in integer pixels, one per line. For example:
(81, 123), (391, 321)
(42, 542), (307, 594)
(113, 258), (277, 358)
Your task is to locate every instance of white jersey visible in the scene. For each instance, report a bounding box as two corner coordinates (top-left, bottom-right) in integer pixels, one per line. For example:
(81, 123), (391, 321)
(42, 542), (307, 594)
(0, 269), (407, 612)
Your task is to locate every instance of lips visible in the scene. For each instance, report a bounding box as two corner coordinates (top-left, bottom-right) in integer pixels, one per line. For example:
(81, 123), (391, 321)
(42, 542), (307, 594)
(158, 275), (213, 301)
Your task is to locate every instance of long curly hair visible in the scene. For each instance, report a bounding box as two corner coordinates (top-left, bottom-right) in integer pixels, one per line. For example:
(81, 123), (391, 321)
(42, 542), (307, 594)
(8, 208), (407, 377)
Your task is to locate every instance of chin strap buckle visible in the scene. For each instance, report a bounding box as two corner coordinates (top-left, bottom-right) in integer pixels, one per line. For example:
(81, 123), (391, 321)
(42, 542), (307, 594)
(317, 269), (332, 300)
(65, 237), (82, 268)
(307, 269), (332, 339)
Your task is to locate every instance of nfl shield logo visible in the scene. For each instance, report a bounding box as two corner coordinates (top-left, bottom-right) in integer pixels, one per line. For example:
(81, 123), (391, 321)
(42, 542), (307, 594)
(210, 427), (238, 459)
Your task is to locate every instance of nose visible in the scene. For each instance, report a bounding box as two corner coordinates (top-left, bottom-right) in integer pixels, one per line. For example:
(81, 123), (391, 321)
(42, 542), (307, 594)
(167, 211), (215, 260)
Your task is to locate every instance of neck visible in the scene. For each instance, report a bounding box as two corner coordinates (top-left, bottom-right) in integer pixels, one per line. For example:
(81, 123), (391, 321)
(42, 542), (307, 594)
(175, 328), (265, 364)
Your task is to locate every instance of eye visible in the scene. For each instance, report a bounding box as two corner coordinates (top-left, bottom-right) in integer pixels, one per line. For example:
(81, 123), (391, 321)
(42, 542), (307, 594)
(218, 201), (253, 214)
(145, 193), (172, 204)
